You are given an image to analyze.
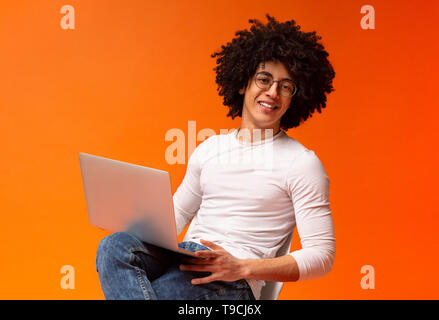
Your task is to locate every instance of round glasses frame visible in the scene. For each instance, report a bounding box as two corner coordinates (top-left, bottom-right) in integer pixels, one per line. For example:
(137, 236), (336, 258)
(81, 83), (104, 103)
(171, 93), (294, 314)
(254, 72), (298, 97)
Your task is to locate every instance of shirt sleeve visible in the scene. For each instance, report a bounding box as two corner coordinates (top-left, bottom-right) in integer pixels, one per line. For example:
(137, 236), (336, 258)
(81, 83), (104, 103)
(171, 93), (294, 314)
(172, 142), (203, 235)
(286, 149), (336, 281)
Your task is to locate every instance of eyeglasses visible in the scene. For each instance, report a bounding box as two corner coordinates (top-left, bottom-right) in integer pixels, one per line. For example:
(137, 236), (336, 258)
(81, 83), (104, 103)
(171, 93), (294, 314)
(254, 72), (297, 97)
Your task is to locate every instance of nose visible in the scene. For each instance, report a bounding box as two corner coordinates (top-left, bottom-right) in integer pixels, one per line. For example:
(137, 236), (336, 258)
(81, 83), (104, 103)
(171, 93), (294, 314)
(266, 81), (280, 98)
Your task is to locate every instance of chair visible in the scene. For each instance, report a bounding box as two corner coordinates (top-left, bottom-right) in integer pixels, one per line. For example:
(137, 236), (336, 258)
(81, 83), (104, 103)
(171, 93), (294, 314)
(258, 232), (293, 300)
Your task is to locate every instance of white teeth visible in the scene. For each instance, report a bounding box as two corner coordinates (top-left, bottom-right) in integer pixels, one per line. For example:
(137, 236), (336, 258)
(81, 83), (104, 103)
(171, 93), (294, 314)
(259, 102), (275, 109)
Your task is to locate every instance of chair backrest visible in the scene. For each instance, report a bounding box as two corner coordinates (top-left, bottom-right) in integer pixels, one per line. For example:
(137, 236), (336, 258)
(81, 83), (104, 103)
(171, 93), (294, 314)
(258, 232), (293, 300)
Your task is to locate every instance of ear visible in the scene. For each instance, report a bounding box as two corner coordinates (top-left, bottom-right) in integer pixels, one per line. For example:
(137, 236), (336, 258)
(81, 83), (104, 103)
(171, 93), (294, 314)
(239, 87), (245, 95)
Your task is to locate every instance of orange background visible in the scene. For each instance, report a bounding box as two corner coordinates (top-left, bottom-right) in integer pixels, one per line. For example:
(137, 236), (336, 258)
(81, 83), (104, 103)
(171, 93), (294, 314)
(0, 0), (438, 299)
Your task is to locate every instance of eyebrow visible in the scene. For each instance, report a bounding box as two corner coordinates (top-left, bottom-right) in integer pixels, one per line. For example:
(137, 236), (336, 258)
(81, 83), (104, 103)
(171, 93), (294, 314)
(256, 71), (293, 82)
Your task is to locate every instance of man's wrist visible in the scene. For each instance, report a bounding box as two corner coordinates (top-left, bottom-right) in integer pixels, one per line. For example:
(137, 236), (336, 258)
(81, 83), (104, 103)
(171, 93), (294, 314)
(239, 259), (253, 279)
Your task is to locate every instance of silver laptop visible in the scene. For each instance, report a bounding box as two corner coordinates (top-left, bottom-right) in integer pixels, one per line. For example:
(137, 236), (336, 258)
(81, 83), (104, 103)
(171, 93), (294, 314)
(79, 152), (196, 257)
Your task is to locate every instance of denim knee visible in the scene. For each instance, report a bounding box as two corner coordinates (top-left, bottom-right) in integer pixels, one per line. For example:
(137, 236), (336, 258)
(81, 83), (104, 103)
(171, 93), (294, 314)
(96, 232), (142, 272)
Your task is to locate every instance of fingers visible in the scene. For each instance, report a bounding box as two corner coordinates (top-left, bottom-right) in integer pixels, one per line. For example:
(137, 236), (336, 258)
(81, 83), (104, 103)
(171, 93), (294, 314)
(179, 240), (226, 286)
(194, 250), (218, 259)
(179, 264), (214, 273)
(182, 257), (214, 265)
(200, 239), (223, 250)
(191, 274), (220, 285)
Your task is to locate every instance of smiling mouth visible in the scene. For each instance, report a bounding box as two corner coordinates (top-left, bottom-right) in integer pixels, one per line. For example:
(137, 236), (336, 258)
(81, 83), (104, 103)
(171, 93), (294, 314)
(258, 101), (278, 110)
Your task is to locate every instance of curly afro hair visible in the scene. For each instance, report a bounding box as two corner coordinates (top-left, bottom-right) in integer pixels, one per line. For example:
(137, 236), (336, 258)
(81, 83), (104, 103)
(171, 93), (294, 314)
(211, 14), (335, 130)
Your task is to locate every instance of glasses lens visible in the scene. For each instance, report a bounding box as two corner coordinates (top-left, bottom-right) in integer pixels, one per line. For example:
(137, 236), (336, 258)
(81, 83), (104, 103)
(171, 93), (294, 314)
(255, 73), (296, 97)
(255, 74), (272, 89)
(279, 80), (295, 97)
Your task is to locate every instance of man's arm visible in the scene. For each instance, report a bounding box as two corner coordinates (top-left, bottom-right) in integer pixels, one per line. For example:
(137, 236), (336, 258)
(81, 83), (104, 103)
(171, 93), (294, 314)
(180, 239), (300, 284)
(173, 142), (204, 234)
(241, 254), (300, 282)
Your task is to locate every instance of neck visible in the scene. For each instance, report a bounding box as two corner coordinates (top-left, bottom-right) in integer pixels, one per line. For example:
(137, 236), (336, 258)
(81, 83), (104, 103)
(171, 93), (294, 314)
(236, 125), (281, 143)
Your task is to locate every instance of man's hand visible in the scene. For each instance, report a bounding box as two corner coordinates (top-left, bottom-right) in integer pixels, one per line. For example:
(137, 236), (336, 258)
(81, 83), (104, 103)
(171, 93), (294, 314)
(179, 239), (248, 285)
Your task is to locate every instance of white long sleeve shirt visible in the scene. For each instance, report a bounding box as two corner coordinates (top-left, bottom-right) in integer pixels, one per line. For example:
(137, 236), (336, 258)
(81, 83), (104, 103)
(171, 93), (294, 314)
(173, 129), (336, 299)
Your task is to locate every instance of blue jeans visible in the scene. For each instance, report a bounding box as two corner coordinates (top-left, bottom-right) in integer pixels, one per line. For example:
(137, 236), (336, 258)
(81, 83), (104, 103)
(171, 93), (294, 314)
(96, 232), (255, 300)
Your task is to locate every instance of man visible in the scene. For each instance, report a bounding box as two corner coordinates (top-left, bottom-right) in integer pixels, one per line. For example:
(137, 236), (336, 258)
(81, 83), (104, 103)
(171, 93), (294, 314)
(96, 14), (336, 300)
